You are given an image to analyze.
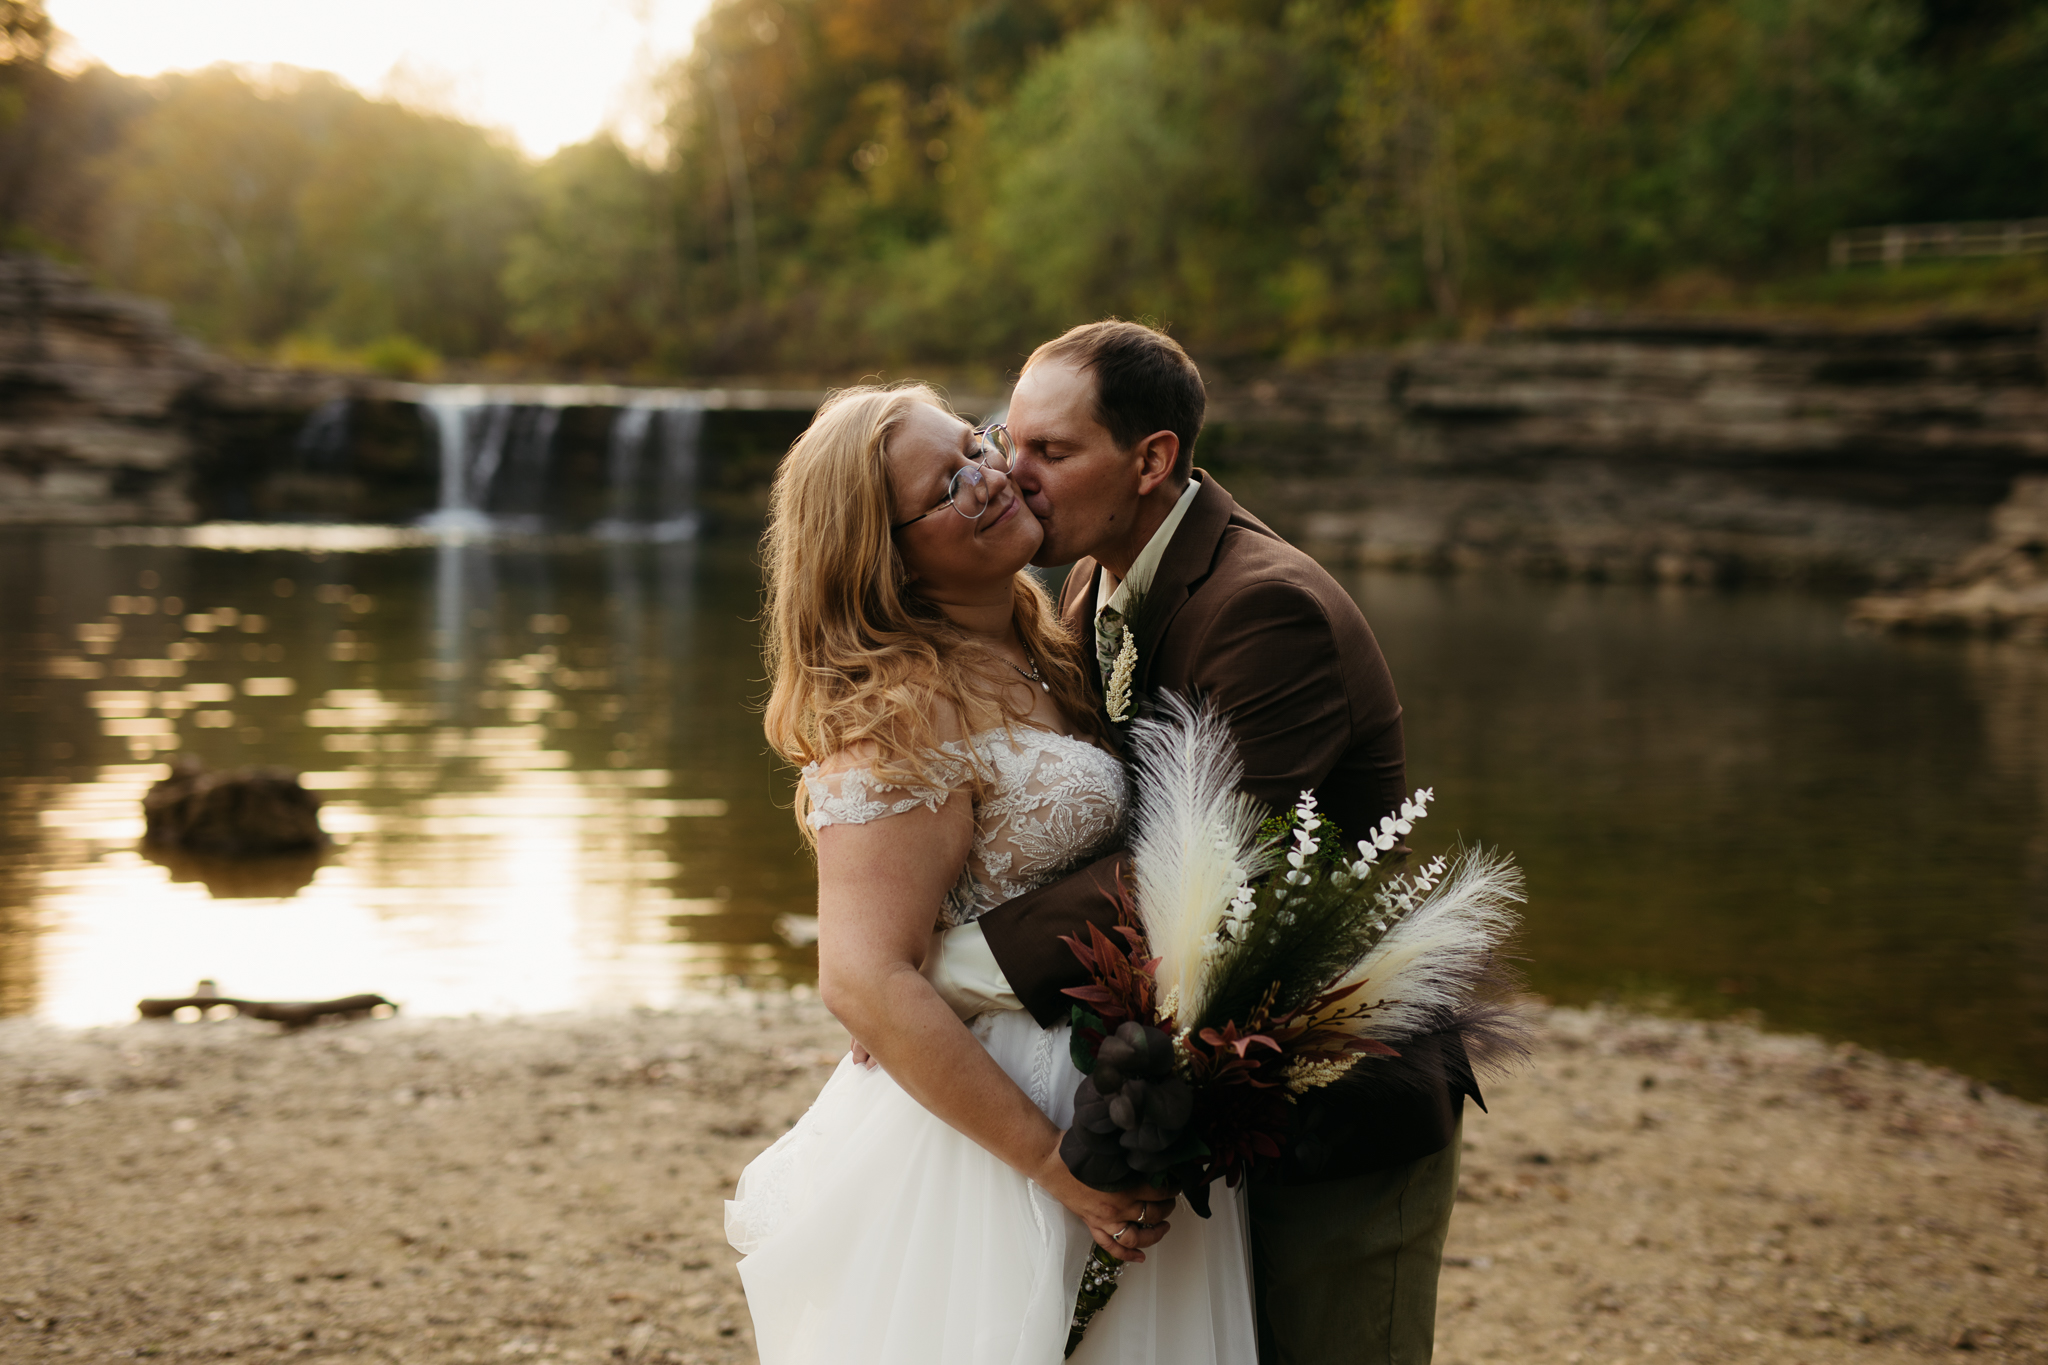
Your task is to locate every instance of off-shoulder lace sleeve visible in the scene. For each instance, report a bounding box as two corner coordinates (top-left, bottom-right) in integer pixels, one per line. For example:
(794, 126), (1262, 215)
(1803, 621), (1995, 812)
(803, 753), (969, 831)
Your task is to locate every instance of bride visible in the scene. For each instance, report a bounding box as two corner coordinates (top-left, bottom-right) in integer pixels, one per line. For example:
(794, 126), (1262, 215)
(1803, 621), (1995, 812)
(725, 384), (1256, 1363)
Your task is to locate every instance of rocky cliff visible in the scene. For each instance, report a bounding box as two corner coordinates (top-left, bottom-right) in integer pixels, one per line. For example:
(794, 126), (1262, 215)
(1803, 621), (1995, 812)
(0, 254), (210, 523)
(5, 254), (2045, 590)
(1851, 477), (2048, 638)
(0, 255), (344, 525)
(1201, 316), (2048, 586)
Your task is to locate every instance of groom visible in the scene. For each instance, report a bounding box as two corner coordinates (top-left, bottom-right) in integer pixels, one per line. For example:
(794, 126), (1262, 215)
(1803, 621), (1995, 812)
(926, 320), (1478, 1363)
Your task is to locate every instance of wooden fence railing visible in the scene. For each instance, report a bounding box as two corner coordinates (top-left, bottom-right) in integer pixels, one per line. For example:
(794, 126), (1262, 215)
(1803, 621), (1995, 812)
(1830, 219), (2048, 269)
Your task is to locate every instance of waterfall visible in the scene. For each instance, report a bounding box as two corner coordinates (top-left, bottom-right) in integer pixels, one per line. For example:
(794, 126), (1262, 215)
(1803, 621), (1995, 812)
(406, 384), (713, 538)
(293, 397), (350, 471)
(592, 404), (656, 541)
(418, 386), (493, 535)
(588, 396), (705, 542)
(281, 380), (826, 531)
(653, 404), (704, 542)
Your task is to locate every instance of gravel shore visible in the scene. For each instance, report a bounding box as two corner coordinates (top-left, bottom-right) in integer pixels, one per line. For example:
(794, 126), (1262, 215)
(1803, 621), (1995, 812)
(3, 1000), (2043, 1364)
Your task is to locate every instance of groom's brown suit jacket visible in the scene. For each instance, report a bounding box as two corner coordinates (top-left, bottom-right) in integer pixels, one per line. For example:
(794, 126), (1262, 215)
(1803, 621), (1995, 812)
(978, 470), (1480, 1182)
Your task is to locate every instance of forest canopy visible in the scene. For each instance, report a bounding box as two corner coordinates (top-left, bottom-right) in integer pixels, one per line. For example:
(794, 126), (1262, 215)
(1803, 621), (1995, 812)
(3, 0), (2044, 376)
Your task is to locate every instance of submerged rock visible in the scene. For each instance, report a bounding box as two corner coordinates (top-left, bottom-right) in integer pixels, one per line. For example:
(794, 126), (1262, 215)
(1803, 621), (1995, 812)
(1851, 477), (2048, 640)
(142, 756), (328, 856)
(139, 842), (326, 899)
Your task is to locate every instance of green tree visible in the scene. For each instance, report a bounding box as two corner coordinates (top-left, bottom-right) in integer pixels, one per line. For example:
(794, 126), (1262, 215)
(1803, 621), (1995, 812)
(0, 0), (150, 258)
(90, 67), (332, 344)
(10, 0), (2042, 374)
(967, 7), (1333, 352)
(89, 66), (525, 354)
(1330, 0), (1926, 322)
(503, 136), (677, 369)
(295, 92), (527, 354)
(0, 0), (54, 219)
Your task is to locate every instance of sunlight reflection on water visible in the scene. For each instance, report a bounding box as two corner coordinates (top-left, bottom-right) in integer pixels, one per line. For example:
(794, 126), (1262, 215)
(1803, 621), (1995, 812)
(1, 527), (2043, 1099)
(1, 530), (814, 1027)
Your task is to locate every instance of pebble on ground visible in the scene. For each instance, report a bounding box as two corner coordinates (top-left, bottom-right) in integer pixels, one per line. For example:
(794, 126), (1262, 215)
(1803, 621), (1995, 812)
(2, 1001), (2043, 1364)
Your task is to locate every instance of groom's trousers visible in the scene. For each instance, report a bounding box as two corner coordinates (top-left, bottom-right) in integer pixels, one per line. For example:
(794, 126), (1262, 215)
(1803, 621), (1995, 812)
(1247, 1119), (1463, 1365)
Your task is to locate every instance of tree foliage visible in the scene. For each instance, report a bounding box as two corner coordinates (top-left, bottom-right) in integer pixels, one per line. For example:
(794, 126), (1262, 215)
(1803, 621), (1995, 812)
(86, 66), (526, 354)
(5, 0), (2043, 371)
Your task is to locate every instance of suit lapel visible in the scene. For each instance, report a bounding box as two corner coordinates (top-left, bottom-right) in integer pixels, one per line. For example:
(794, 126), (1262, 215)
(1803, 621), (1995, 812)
(1128, 471), (1235, 695)
(1057, 558), (1106, 713)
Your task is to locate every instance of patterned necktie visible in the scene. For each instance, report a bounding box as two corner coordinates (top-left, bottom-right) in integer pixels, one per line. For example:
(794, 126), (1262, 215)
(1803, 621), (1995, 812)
(1094, 604), (1124, 689)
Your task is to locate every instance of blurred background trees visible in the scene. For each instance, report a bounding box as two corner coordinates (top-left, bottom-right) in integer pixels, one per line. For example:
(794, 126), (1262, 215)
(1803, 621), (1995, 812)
(86, 67), (527, 357)
(3, 0), (2043, 375)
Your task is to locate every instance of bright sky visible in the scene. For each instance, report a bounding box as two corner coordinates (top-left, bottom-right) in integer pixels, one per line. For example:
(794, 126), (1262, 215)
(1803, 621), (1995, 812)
(46, 0), (716, 158)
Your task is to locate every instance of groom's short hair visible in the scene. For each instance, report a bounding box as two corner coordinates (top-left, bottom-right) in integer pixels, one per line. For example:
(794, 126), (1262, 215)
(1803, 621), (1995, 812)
(1025, 320), (1204, 482)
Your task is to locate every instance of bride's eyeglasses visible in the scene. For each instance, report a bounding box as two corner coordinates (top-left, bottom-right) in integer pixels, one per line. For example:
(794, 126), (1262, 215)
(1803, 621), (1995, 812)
(890, 424), (1019, 531)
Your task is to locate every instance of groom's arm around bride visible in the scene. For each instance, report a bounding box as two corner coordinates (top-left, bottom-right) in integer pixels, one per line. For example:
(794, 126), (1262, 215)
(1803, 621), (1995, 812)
(928, 320), (1478, 1365)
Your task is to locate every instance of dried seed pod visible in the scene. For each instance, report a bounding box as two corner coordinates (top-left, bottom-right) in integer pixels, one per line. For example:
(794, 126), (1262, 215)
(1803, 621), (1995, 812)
(1063, 1021), (1196, 1191)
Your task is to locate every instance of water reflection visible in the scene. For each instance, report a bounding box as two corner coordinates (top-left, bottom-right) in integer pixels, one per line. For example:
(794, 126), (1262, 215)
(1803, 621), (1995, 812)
(0, 528), (814, 1027)
(1350, 572), (2048, 1098)
(1962, 640), (2048, 1051)
(137, 843), (329, 899)
(1, 530), (2044, 1100)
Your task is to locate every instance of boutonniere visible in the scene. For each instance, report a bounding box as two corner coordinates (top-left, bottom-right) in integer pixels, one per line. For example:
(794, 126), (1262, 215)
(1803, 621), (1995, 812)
(1105, 626), (1138, 723)
(1100, 584), (1149, 725)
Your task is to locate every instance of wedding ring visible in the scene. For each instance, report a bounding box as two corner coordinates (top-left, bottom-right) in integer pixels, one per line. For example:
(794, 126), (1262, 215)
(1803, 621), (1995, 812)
(1112, 1224), (1131, 1246)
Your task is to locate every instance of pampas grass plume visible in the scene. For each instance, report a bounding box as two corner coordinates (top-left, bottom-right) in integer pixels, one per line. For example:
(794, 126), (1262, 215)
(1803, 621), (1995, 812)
(1321, 846), (1524, 1040)
(1127, 695), (1275, 1023)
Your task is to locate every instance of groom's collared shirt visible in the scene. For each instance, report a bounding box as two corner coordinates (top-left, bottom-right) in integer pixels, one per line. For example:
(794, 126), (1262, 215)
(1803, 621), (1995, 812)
(1093, 476), (1202, 686)
(924, 477), (1204, 1023)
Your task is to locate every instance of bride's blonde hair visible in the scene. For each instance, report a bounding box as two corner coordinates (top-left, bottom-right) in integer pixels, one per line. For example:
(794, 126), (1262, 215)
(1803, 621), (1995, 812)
(762, 383), (1105, 837)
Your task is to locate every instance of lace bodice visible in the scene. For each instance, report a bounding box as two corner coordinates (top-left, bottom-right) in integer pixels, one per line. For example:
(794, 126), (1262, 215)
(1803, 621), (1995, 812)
(803, 728), (1127, 927)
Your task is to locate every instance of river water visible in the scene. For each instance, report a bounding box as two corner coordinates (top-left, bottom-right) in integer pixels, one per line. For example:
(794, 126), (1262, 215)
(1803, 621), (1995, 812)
(3, 526), (2043, 1098)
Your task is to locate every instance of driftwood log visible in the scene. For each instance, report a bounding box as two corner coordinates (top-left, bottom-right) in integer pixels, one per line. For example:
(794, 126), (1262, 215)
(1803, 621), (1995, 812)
(138, 992), (395, 1029)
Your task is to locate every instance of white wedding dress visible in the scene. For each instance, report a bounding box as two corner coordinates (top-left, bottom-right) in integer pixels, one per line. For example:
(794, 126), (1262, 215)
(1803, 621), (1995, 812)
(725, 727), (1257, 1364)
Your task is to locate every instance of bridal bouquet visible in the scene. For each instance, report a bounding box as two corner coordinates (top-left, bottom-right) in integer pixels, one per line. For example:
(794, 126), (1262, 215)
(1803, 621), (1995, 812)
(1058, 697), (1525, 1354)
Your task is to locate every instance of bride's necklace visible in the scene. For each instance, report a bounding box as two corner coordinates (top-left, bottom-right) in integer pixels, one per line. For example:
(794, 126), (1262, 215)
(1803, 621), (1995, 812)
(1005, 654), (1049, 693)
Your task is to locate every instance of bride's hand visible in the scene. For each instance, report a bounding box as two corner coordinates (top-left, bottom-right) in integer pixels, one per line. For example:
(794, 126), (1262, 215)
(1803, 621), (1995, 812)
(1031, 1139), (1174, 1263)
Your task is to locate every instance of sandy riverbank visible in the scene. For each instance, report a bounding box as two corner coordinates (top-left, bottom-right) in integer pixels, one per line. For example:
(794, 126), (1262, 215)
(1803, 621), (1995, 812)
(2, 1000), (2043, 1364)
